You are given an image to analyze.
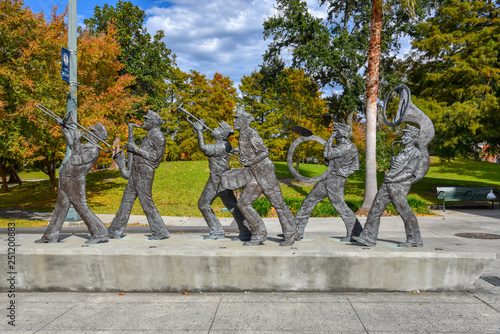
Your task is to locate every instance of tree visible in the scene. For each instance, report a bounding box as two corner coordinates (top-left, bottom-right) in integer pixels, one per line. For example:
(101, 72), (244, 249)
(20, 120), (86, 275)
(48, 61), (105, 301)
(164, 71), (239, 160)
(84, 0), (177, 111)
(240, 67), (329, 165)
(361, 0), (433, 210)
(263, 0), (369, 128)
(1, 1), (139, 194)
(408, 0), (500, 159)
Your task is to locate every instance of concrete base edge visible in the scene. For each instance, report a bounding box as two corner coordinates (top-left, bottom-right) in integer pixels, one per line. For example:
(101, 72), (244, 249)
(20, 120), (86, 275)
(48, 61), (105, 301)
(1, 234), (495, 292)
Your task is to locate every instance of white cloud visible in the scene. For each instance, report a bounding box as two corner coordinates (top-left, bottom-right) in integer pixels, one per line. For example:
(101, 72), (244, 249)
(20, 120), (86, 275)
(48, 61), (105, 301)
(145, 0), (276, 86)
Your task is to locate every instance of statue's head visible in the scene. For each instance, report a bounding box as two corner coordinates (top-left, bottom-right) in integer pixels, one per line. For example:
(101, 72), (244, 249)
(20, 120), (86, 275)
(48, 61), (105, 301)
(402, 125), (419, 145)
(213, 121), (234, 140)
(332, 122), (351, 138)
(89, 122), (108, 141)
(232, 109), (254, 130)
(143, 110), (164, 129)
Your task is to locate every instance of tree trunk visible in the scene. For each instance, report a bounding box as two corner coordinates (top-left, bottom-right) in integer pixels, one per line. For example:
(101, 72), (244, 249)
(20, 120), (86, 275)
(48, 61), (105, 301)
(295, 157), (300, 173)
(0, 158), (8, 193)
(8, 166), (22, 185)
(110, 136), (121, 169)
(47, 161), (58, 196)
(361, 0), (383, 211)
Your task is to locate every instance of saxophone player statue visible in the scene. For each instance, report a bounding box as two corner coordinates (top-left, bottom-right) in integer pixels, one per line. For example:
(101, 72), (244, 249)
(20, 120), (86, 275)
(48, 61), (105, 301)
(108, 110), (170, 240)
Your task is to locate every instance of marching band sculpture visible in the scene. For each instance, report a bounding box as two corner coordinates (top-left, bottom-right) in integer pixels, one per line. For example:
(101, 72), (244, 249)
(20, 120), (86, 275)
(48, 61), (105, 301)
(108, 110), (171, 240)
(35, 104), (110, 244)
(288, 122), (362, 241)
(35, 84), (434, 247)
(181, 106), (252, 241)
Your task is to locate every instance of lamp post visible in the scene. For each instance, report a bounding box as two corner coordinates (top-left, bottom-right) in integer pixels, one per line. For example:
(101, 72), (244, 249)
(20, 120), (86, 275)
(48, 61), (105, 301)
(62, 0), (81, 222)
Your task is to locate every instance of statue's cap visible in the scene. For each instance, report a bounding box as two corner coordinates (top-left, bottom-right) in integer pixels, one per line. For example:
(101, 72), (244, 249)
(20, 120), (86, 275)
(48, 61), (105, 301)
(217, 121), (234, 137)
(333, 122), (351, 136)
(232, 109), (254, 122)
(402, 125), (420, 138)
(144, 110), (164, 125)
(89, 122), (108, 141)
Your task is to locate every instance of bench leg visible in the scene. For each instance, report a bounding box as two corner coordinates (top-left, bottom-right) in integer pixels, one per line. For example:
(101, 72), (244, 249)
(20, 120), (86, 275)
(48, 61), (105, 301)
(443, 199), (446, 212)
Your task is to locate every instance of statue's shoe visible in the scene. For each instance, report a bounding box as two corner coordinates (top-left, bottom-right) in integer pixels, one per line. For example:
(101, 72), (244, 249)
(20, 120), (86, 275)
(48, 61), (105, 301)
(242, 239), (265, 246)
(203, 234), (225, 240)
(398, 241), (423, 247)
(148, 234), (171, 241)
(351, 236), (376, 247)
(108, 233), (124, 239)
(85, 236), (109, 244)
(34, 238), (58, 244)
(279, 233), (298, 246)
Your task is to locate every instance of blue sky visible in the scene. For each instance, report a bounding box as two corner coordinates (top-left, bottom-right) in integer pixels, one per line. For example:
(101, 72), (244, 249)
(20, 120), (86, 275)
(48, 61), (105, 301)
(22, 0), (410, 91)
(22, 0), (285, 87)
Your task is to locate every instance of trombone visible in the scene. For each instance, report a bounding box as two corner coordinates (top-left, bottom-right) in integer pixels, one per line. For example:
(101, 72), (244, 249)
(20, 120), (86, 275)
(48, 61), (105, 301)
(35, 103), (111, 153)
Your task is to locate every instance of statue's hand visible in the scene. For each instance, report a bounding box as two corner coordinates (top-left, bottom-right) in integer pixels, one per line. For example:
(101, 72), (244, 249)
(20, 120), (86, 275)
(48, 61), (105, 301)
(193, 120), (205, 132)
(239, 157), (251, 167)
(126, 142), (138, 154)
(74, 128), (83, 140)
(232, 147), (240, 155)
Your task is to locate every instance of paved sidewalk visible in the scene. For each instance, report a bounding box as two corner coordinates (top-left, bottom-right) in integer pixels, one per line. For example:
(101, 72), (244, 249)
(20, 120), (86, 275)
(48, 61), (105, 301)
(1, 208), (500, 333)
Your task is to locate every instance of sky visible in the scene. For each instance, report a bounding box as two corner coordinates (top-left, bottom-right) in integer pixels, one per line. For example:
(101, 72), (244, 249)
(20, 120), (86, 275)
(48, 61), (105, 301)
(22, 0), (410, 90)
(22, 0), (321, 87)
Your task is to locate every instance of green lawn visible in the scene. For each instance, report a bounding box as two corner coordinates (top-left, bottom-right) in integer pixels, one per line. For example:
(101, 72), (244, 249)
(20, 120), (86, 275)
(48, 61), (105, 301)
(1, 158), (498, 219)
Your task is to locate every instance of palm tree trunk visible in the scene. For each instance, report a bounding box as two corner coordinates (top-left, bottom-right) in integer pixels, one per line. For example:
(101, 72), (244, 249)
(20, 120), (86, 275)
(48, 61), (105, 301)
(361, 0), (383, 211)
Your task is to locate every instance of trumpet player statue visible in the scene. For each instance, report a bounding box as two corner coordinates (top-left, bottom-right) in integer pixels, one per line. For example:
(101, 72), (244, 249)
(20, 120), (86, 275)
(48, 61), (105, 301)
(193, 119), (251, 240)
(294, 123), (362, 241)
(353, 125), (423, 247)
(36, 117), (109, 244)
(232, 109), (297, 246)
(108, 110), (170, 240)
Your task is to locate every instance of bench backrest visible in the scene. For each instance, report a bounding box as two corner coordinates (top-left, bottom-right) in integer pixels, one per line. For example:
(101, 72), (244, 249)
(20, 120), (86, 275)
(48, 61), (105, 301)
(437, 186), (492, 200)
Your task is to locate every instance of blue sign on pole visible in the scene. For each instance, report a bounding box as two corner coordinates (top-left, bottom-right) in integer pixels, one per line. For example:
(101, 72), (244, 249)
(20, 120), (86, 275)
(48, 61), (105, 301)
(61, 47), (70, 83)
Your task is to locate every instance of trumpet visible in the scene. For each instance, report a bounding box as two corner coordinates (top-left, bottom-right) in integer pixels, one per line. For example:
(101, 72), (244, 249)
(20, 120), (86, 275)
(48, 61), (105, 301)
(178, 104), (213, 133)
(36, 103), (111, 153)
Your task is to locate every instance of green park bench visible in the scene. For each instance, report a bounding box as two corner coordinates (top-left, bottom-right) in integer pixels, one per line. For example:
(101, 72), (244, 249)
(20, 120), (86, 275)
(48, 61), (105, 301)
(437, 186), (499, 211)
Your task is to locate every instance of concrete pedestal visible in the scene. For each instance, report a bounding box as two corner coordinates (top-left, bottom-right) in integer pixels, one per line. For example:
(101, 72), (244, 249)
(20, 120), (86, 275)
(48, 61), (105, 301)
(1, 233), (494, 292)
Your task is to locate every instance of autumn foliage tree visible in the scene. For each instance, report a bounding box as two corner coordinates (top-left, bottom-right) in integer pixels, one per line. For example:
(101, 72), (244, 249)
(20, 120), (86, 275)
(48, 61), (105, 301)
(1, 1), (138, 194)
(163, 71), (239, 160)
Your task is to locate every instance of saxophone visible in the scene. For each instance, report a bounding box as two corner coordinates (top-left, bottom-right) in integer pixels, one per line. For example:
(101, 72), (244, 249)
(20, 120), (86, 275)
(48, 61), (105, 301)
(113, 123), (142, 179)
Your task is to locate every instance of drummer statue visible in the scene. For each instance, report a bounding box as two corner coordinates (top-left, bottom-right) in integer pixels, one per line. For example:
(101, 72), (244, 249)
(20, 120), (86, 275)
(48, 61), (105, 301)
(193, 119), (251, 240)
(294, 122), (362, 241)
(230, 109), (298, 246)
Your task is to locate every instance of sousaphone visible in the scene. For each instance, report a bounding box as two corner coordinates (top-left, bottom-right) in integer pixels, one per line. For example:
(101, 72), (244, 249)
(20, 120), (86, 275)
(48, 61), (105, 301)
(382, 84), (435, 183)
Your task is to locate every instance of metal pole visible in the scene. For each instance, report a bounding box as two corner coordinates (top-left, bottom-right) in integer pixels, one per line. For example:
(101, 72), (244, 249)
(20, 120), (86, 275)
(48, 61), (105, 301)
(63, 0), (81, 222)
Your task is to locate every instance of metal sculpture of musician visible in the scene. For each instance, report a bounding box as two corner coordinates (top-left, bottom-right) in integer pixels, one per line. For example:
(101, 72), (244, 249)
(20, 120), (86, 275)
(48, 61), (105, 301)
(108, 110), (170, 240)
(192, 119), (251, 240)
(293, 123), (362, 241)
(353, 85), (435, 247)
(229, 109), (298, 246)
(36, 116), (110, 244)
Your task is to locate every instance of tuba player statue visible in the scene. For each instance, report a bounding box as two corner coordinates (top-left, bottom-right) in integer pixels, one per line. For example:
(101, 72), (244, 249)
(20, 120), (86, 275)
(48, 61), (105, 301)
(353, 125), (423, 247)
(108, 110), (170, 240)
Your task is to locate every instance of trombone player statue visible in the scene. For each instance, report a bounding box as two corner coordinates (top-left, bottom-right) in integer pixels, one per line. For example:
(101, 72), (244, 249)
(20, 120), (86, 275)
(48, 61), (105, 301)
(35, 106), (110, 244)
(108, 110), (170, 240)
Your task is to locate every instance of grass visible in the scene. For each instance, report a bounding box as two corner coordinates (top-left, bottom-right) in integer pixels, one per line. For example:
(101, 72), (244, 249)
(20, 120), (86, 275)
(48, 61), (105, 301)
(1, 157), (498, 220)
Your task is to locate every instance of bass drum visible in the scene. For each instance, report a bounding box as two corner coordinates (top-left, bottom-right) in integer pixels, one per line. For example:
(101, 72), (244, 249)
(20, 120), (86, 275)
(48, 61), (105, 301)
(220, 167), (254, 190)
(286, 135), (334, 183)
